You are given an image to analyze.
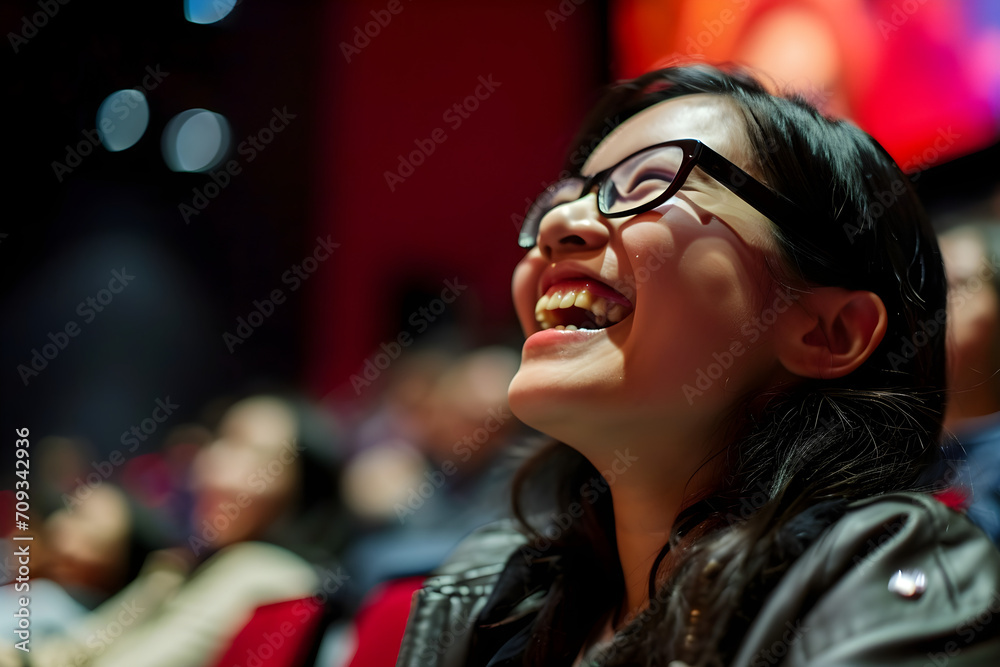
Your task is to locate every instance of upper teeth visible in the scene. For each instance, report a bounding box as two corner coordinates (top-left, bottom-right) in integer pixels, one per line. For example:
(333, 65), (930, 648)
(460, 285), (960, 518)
(534, 288), (629, 330)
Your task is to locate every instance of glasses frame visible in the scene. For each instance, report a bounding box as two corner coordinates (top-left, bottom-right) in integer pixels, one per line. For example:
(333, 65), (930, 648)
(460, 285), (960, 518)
(518, 138), (811, 249)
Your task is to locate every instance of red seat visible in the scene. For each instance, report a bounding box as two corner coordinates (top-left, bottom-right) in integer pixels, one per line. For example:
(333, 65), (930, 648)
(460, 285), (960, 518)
(346, 576), (425, 667)
(210, 596), (327, 667)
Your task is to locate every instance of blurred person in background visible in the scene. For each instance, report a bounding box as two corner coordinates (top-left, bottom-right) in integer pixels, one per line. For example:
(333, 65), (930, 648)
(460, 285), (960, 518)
(1, 393), (352, 667)
(938, 218), (1000, 543)
(44, 483), (168, 609)
(340, 346), (524, 595)
(2, 455), (170, 641)
(0, 502), (89, 642)
(340, 346), (526, 667)
(346, 346), (457, 457)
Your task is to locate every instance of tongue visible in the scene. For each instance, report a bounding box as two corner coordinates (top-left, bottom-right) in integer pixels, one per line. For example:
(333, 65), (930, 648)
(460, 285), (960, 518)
(545, 278), (632, 307)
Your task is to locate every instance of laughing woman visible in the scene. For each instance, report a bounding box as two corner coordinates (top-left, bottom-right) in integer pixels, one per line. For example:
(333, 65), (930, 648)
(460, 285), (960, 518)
(394, 65), (1000, 666)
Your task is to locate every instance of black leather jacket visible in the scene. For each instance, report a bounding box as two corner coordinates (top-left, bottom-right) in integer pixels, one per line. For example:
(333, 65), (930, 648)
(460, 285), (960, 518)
(396, 492), (1000, 666)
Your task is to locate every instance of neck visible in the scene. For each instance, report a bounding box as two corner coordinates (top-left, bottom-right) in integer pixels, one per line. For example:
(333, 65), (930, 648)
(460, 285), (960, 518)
(612, 487), (680, 622)
(575, 425), (727, 626)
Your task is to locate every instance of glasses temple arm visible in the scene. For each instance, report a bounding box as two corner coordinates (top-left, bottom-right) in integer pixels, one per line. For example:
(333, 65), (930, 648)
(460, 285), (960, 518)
(695, 145), (809, 227)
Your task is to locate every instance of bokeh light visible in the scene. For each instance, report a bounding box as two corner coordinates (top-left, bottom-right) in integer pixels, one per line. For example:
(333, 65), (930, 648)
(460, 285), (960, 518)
(161, 109), (231, 173)
(96, 90), (150, 152)
(184, 0), (238, 25)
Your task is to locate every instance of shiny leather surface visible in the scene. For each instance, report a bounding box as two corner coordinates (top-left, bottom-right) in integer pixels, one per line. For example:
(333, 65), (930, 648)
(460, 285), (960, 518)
(397, 493), (1000, 666)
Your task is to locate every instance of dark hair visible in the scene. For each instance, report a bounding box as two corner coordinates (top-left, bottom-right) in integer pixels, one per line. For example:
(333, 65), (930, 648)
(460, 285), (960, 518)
(512, 65), (948, 666)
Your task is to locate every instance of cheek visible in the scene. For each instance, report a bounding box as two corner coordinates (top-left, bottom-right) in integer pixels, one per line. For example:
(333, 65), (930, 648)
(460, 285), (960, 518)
(512, 256), (541, 333)
(619, 226), (776, 399)
(625, 225), (762, 340)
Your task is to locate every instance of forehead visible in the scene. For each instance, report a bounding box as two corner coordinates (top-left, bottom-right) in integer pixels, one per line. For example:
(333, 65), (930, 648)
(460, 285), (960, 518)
(582, 94), (748, 176)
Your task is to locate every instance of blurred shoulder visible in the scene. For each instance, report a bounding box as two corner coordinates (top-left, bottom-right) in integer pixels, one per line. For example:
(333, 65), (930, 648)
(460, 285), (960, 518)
(198, 541), (321, 591)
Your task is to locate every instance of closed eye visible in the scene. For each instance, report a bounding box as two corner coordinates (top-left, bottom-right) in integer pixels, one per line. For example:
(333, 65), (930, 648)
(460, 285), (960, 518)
(605, 169), (676, 210)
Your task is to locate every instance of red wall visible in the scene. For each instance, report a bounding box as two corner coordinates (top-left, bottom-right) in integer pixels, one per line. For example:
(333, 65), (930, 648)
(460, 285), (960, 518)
(308, 0), (605, 402)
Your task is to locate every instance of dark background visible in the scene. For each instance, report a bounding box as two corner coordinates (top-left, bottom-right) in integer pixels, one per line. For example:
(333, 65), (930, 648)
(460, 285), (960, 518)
(1, 0), (608, 471)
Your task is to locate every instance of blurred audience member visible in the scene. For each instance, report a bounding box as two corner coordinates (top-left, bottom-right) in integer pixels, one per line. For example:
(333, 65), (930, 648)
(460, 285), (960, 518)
(46, 484), (136, 606)
(0, 394), (351, 667)
(341, 346), (525, 596)
(940, 220), (1000, 542)
(347, 347), (456, 456)
(1, 501), (87, 641)
(1, 480), (169, 644)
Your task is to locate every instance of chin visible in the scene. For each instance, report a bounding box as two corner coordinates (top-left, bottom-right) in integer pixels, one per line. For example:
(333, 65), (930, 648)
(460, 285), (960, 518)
(508, 364), (625, 445)
(509, 369), (573, 437)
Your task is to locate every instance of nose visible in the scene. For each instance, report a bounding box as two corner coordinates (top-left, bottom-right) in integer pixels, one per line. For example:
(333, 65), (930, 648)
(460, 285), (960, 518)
(536, 194), (610, 261)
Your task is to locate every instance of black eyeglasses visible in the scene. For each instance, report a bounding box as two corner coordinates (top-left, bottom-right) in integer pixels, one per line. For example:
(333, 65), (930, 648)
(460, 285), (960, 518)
(517, 139), (810, 249)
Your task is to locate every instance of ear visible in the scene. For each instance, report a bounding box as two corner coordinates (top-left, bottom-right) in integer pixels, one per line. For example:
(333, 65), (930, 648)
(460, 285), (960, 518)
(775, 287), (888, 379)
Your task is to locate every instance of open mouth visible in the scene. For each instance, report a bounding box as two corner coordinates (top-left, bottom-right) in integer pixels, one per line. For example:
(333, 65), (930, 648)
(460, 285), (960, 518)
(534, 278), (634, 331)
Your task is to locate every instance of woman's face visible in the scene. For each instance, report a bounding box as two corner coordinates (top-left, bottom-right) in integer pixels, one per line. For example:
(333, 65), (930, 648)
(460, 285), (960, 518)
(46, 485), (130, 594)
(190, 397), (300, 548)
(508, 94), (795, 447)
